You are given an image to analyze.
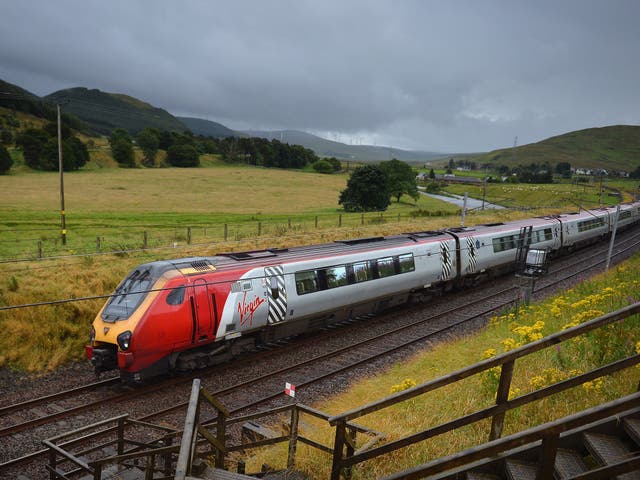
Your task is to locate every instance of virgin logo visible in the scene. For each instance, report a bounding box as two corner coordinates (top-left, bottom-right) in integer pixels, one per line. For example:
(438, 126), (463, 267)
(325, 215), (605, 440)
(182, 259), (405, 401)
(238, 292), (266, 327)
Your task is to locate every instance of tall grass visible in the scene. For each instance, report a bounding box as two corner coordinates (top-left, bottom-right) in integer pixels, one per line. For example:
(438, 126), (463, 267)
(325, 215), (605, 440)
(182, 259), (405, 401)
(244, 255), (640, 478)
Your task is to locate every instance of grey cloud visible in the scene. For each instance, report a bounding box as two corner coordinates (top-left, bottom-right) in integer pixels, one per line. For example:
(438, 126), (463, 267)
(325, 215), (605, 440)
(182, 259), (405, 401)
(1, 0), (638, 152)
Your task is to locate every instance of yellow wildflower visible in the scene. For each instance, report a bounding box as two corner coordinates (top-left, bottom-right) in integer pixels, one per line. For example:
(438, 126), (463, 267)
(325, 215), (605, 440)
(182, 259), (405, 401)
(529, 376), (546, 389)
(391, 378), (417, 393)
(482, 348), (497, 359)
(501, 338), (518, 352)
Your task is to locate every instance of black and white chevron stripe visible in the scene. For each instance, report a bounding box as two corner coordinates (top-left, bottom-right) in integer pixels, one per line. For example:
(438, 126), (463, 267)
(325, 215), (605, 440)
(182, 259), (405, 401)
(467, 236), (478, 273)
(265, 265), (287, 324)
(440, 241), (452, 280)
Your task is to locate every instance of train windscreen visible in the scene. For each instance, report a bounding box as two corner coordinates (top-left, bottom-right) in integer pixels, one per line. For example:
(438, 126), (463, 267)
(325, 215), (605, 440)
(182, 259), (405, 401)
(101, 267), (159, 322)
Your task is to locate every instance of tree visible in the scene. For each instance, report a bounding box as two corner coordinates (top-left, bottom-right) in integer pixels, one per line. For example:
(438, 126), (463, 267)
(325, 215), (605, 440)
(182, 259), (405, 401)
(428, 168), (435, 180)
(158, 130), (174, 150)
(109, 128), (135, 167)
(339, 165), (390, 212)
(65, 136), (90, 170)
(167, 144), (199, 167)
(379, 159), (420, 203)
(555, 162), (572, 178)
(327, 157), (342, 172)
(16, 128), (48, 168)
(136, 128), (159, 167)
(0, 145), (13, 174)
(312, 159), (334, 174)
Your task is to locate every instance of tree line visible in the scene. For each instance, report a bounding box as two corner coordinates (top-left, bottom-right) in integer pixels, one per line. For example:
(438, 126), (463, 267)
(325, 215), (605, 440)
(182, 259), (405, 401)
(109, 128), (333, 172)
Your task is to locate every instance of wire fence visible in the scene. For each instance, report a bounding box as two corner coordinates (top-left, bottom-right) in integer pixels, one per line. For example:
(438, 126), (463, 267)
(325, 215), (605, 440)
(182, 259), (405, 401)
(0, 209), (461, 263)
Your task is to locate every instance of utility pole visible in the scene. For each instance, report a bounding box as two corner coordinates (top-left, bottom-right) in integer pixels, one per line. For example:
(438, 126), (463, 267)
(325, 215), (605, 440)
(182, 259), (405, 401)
(482, 164), (488, 210)
(599, 174), (604, 207)
(58, 104), (66, 245)
(482, 177), (487, 210)
(605, 204), (620, 270)
(461, 192), (468, 226)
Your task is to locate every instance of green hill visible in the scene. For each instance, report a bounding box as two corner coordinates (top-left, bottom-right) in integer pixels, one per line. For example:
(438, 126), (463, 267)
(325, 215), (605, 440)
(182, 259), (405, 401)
(177, 116), (237, 138)
(478, 125), (640, 172)
(0, 79), (88, 132)
(45, 87), (188, 136)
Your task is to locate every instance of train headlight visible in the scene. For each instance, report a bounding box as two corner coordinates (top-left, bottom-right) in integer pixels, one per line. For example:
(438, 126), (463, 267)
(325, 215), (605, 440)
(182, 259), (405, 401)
(117, 331), (132, 351)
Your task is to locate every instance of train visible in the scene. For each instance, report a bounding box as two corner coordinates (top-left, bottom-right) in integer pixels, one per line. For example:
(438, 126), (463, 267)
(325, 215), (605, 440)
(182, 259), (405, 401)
(86, 201), (640, 382)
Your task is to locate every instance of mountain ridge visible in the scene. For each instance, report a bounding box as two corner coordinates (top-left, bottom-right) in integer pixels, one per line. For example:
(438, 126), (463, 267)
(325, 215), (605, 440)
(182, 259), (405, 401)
(44, 87), (187, 135)
(2, 77), (640, 170)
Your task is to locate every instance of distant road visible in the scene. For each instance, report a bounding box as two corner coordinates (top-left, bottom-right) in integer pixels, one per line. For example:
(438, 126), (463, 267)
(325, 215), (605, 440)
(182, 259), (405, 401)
(420, 192), (506, 210)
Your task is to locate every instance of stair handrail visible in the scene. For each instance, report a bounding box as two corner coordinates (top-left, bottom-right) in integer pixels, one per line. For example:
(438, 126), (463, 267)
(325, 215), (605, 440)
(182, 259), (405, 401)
(328, 301), (640, 479)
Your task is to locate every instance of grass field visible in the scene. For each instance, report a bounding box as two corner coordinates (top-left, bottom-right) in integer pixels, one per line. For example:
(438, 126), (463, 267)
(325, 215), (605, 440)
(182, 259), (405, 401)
(0, 165), (462, 259)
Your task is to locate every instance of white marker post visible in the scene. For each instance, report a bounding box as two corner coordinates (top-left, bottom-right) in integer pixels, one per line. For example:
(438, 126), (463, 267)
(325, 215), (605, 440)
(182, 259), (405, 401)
(285, 382), (296, 398)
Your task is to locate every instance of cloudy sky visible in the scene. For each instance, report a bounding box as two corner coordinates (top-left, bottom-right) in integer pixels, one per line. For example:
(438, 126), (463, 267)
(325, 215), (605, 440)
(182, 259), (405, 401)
(1, 1), (639, 152)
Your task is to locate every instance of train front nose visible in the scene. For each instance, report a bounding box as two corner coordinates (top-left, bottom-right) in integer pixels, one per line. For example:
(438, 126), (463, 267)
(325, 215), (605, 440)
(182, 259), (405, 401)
(88, 345), (118, 374)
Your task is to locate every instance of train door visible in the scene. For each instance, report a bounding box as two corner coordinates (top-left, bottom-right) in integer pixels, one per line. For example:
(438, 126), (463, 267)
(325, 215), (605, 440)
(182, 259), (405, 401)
(265, 265), (288, 324)
(192, 278), (213, 342)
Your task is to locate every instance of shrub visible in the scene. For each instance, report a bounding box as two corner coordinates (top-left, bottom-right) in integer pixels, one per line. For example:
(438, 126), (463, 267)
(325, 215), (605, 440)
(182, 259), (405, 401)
(167, 144), (199, 167)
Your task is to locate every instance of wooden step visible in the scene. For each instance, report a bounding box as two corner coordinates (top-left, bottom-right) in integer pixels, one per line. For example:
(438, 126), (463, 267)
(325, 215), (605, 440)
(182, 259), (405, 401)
(554, 448), (588, 479)
(624, 417), (640, 445)
(505, 460), (537, 480)
(584, 432), (640, 480)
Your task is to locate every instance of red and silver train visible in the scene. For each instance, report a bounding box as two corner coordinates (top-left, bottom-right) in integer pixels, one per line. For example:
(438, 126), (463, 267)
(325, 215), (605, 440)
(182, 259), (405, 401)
(86, 201), (640, 382)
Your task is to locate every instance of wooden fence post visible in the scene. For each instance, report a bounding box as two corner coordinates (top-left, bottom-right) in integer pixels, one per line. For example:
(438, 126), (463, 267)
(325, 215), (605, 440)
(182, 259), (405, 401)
(288, 218), (292, 229)
(143, 231), (148, 249)
(287, 405), (300, 469)
(38, 240), (42, 259)
(315, 216), (318, 228)
(258, 221), (262, 236)
(224, 224), (228, 241)
(331, 421), (347, 480)
(339, 214), (342, 227)
(489, 359), (515, 441)
(361, 213), (364, 225)
(187, 227), (191, 244)
(96, 237), (101, 252)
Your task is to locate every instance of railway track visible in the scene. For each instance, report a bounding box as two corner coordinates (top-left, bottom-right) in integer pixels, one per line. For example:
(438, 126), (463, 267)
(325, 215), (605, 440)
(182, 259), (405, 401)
(2, 228), (640, 478)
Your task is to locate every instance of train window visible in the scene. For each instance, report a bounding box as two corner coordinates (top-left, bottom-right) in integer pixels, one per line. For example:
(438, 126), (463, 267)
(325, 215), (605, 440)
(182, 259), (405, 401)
(398, 253), (415, 273)
(377, 257), (396, 278)
(352, 261), (372, 283)
(492, 235), (517, 253)
(166, 286), (185, 305)
(578, 218), (604, 232)
(295, 270), (320, 295)
(619, 211), (631, 220)
(531, 228), (552, 244)
(326, 265), (348, 289)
